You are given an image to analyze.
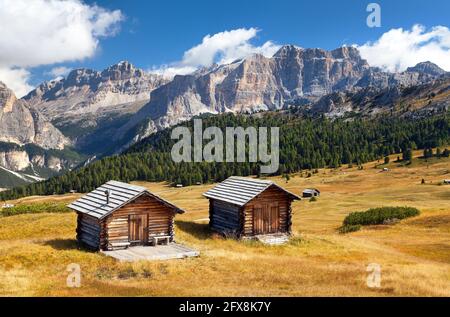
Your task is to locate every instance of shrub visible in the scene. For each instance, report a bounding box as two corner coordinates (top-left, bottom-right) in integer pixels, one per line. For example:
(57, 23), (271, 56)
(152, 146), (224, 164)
(339, 225), (361, 234)
(117, 267), (138, 280)
(343, 207), (420, 226)
(310, 196), (317, 202)
(0, 203), (71, 217)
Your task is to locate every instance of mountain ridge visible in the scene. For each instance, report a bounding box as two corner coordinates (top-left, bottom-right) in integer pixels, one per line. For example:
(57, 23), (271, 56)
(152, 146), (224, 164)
(114, 45), (447, 144)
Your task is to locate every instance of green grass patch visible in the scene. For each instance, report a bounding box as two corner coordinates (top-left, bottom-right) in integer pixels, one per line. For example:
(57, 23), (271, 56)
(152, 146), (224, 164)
(0, 203), (71, 217)
(343, 206), (420, 227)
(338, 225), (361, 234)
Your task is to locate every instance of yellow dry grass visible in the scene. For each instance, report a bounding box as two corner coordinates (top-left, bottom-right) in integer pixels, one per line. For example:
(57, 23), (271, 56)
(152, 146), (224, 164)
(0, 152), (449, 296)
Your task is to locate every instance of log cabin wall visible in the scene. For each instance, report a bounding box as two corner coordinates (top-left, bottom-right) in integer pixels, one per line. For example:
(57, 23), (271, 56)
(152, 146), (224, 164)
(104, 194), (175, 250)
(209, 199), (241, 236)
(242, 185), (292, 236)
(76, 213), (102, 250)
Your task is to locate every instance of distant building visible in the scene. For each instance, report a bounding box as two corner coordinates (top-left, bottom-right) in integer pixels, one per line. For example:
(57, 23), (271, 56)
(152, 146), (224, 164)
(204, 177), (300, 238)
(68, 181), (184, 251)
(444, 179), (450, 185)
(302, 188), (321, 198)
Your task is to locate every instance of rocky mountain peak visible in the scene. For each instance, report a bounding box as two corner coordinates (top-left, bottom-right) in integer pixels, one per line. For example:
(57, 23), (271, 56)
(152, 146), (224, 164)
(22, 61), (169, 154)
(65, 68), (101, 88)
(101, 60), (146, 80)
(331, 46), (363, 60)
(406, 61), (446, 77)
(0, 81), (17, 112)
(274, 45), (303, 58)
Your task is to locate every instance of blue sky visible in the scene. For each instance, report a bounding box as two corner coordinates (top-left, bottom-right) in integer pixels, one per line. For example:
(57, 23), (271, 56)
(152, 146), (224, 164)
(1, 0), (449, 96)
(78, 0), (450, 70)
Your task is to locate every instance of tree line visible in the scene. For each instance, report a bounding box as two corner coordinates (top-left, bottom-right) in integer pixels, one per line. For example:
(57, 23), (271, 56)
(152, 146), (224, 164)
(1, 112), (449, 200)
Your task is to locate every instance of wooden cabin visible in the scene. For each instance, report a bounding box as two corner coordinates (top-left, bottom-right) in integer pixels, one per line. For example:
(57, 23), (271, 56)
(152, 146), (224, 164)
(203, 177), (300, 238)
(302, 188), (321, 198)
(68, 181), (184, 251)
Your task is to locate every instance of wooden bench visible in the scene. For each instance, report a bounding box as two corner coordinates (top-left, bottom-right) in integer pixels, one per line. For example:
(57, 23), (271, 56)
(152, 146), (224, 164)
(151, 235), (171, 246)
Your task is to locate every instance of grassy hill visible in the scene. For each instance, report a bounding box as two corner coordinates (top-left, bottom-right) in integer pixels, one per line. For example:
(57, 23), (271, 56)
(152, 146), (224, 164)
(0, 153), (449, 296)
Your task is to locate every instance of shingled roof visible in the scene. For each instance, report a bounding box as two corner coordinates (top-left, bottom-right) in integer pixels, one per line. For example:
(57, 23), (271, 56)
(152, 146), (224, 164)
(203, 176), (300, 207)
(68, 180), (184, 219)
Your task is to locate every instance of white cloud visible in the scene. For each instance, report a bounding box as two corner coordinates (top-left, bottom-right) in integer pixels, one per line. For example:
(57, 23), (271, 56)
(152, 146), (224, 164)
(152, 28), (280, 78)
(357, 24), (450, 72)
(46, 66), (73, 79)
(0, 0), (123, 97)
(0, 67), (33, 97)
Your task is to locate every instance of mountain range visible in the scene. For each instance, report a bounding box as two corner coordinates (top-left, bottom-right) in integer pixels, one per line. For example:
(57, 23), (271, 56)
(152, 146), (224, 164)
(0, 45), (448, 188)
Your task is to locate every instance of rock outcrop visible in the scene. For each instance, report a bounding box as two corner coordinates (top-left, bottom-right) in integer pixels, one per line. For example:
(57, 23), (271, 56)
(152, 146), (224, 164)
(0, 81), (69, 150)
(406, 61), (447, 77)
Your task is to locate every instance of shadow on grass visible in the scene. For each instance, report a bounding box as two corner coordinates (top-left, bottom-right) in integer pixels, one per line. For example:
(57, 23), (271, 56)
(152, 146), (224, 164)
(43, 239), (95, 252)
(175, 220), (211, 240)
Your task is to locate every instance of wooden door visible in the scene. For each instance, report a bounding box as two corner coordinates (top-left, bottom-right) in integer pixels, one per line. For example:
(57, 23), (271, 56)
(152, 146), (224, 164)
(129, 214), (148, 244)
(253, 203), (279, 235)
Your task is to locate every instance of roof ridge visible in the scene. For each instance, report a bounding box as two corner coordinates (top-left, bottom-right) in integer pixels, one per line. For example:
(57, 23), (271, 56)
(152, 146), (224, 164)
(106, 180), (147, 191)
(228, 176), (273, 184)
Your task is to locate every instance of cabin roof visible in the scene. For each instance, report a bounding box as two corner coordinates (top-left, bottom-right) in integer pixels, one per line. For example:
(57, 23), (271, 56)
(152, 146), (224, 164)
(68, 180), (184, 219)
(203, 176), (301, 207)
(303, 188), (320, 194)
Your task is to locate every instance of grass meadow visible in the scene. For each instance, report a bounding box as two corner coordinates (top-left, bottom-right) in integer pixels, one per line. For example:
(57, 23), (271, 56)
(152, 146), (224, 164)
(0, 152), (449, 296)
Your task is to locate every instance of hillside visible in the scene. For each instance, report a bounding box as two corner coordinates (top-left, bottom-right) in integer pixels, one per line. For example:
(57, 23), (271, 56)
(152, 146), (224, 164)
(310, 75), (450, 117)
(1, 111), (449, 200)
(0, 166), (43, 188)
(1, 153), (449, 296)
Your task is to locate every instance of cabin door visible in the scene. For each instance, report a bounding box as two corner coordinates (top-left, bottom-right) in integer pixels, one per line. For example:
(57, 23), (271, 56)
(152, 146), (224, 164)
(253, 203), (279, 235)
(129, 214), (148, 245)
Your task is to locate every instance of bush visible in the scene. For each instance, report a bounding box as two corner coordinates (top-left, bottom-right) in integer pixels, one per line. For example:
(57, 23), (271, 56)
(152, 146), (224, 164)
(117, 267), (138, 280)
(310, 196), (317, 202)
(343, 207), (420, 226)
(0, 203), (71, 217)
(339, 225), (361, 234)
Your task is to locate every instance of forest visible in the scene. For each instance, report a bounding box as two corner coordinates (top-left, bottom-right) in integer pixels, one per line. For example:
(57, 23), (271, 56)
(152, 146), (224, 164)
(1, 112), (449, 201)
